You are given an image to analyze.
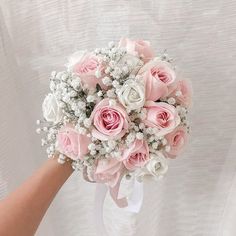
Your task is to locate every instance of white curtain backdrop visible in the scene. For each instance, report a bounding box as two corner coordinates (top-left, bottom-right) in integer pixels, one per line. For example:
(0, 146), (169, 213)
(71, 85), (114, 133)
(1, 1), (236, 235)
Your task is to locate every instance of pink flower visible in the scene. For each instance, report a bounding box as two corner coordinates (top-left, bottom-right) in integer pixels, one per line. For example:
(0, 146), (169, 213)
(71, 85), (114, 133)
(119, 38), (154, 63)
(90, 98), (129, 140)
(138, 60), (176, 101)
(165, 126), (188, 158)
(94, 158), (124, 187)
(144, 101), (180, 136)
(169, 80), (192, 107)
(73, 53), (105, 89)
(120, 139), (150, 171)
(57, 124), (91, 160)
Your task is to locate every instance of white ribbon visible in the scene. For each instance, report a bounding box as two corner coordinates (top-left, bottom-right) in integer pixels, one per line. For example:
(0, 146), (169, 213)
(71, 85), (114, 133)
(125, 178), (144, 213)
(94, 183), (109, 236)
(94, 179), (143, 235)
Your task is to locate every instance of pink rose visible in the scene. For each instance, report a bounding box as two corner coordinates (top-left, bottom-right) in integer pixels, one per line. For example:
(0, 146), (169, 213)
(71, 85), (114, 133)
(119, 38), (154, 63)
(57, 124), (91, 160)
(144, 101), (180, 136)
(90, 98), (129, 140)
(73, 53), (105, 89)
(138, 60), (176, 101)
(165, 126), (188, 158)
(94, 158), (124, 187)
(169, 80), (192, 107)
(120, 139), (150, 171)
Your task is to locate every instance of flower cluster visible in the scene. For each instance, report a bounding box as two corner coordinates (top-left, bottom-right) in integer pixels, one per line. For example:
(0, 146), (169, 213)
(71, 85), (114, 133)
(37, 38), (192, 189)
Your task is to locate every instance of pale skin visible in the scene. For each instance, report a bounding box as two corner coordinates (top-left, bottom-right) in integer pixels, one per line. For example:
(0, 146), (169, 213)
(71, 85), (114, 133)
(0, 156), (73, 236)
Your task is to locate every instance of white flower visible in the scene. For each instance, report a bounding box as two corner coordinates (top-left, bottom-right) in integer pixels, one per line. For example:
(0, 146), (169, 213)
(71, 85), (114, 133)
(42, 93), (63, 124)
(126, 132), (136, 144)
(108, 41), (115, 48)
(49, 81), (56, 91)
(87, 95), (96, 103)
(108, 60), (115, 67)
(51, 71), (57, 78)
(70, 91), (77, 97)
(71, 78), (81, 90)
(88, 143), (96, 150)
(117, 54), (143, 75)
(97, 91), (103, 97)
(64, 96), (71, 104)
(78, 101), (86, 110)
(107, 89), (116, 98)
(102, 76), (112, 86)
(112, 80), (121, 88)
(136, 132), (144, 140)
(146, 152), (168, 178)
(118, 79), (145, 110)
(138, 108), (147, 119)
(107, 140), (117, 149)
(83, 118), (92, 128)
(90, 150), (97, 155)
(139, 123), (145, 130)
(148, 135), (155, 142)
(175, 90), (182, 97)
(151, 142), (159, 149)
(78, 127), (87, 135)
(36, 128), (41, 134)
(99, 148), (106, 155)
(161, 138), (167, 145)
(167, 97), (176, 105)
(59, 101), (66, 108)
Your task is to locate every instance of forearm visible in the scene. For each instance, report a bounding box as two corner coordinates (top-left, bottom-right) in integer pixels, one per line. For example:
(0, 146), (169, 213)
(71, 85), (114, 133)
(0, 156), (73, 236)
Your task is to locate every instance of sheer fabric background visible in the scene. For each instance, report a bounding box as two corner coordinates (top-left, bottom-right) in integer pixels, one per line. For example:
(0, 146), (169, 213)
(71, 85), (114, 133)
(1, 1), (236, 235)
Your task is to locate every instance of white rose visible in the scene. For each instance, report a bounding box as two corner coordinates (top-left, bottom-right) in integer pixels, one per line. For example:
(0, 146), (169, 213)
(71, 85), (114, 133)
(42, 93), (63, 123)
(146, 152), (168, 178)
(135, 152), (168, 181)
(118, 79), (145, 110)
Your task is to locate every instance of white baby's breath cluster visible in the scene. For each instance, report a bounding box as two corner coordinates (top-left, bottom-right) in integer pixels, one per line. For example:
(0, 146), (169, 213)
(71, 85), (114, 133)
(37, 39), (191, 183)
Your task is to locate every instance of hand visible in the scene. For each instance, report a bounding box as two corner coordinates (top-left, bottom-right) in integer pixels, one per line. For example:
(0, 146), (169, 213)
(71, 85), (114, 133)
(0, 155), (73, 236)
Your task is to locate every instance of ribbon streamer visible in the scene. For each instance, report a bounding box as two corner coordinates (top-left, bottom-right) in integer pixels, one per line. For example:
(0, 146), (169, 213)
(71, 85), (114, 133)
(94, 183), (109, 236)
(126, 178), (144, 213)
(93, 178), (144, 235)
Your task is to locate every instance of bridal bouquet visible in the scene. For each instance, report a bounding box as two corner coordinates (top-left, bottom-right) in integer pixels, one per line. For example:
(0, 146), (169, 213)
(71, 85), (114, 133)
(37, 38), (192, 207)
